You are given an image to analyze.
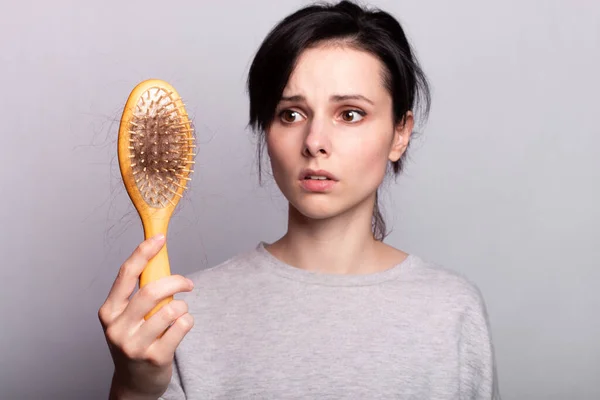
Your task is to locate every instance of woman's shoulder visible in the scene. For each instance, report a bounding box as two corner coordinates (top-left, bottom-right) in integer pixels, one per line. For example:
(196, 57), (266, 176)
(184, 243), (263, 286)
(379, 242), (484, 304)
(402, 252), (488, 310)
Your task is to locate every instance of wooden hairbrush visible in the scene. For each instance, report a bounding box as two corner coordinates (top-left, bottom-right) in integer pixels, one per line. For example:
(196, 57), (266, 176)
(117, 79), (195, 320)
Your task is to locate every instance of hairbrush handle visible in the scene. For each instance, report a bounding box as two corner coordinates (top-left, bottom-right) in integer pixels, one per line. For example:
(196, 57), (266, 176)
(140, 211), (173, 320)
(141, 243), (172, 320)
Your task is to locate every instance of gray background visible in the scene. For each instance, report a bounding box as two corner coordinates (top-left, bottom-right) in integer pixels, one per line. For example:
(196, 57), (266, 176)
(1, 0), (598, 399)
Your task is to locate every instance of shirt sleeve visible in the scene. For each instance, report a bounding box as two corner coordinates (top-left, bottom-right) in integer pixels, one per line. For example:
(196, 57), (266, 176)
(458, 285), (501, 400)
(158, 352), (186, 400)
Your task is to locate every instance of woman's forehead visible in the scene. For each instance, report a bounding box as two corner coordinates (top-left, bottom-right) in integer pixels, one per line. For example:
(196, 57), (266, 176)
(283, 45), (386, 99)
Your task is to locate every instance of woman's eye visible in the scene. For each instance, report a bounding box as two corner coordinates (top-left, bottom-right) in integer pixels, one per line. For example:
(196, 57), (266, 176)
(280, 110), (303, 123)
(341, 110), (365, 123)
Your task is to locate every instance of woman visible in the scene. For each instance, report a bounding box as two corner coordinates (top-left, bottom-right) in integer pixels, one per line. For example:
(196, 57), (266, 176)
(99, 1), (500, 399)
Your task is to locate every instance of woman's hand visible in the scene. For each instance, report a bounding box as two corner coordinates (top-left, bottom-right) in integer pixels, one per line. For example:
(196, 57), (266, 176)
(98, 235), (194, 399)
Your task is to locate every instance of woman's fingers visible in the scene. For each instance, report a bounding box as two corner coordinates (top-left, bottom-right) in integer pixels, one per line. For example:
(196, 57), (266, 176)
(98, 234), (166, 327)
(118, 274), (194, 326)
(133, 299), (190, 350)
(146, 312), (195, 366)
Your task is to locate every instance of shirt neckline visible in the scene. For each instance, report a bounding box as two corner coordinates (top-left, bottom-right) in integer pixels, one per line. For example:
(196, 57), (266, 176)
(254, 241), (414, 287)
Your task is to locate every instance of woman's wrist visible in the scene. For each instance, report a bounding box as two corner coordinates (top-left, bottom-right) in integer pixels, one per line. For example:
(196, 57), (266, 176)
(109, 373), (161, 400)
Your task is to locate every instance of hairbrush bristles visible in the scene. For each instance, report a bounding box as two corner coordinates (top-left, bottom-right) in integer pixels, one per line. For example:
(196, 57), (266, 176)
(128, 87), (195, 208)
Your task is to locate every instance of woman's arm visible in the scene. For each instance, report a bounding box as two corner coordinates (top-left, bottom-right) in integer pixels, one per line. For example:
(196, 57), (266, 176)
(458, 286), (501, 400)
(158, 352), (186, 400)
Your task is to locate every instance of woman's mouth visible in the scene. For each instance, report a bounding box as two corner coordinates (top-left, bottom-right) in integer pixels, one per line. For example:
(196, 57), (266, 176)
(300, 177), (337, 192)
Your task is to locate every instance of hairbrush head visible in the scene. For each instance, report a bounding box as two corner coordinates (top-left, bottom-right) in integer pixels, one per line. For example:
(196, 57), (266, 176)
(117, 79), (196, 320)
(118, 79), (195, 214)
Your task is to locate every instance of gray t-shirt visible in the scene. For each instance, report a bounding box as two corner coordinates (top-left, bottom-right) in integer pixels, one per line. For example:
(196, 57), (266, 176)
(160, 242), (500, 399)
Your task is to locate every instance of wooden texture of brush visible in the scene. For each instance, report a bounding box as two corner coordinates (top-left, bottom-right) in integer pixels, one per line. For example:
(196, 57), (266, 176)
(117, 79), (195, 320)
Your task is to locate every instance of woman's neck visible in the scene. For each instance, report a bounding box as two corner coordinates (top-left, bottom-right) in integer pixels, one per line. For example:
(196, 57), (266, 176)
(264, 203), (407, 275)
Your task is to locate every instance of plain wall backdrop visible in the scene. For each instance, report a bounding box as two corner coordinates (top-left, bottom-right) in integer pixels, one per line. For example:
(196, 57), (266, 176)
(1, 0), (598, 399)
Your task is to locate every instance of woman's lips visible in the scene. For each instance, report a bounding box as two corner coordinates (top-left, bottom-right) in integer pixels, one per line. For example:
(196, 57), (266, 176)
(299, 178), (337, 192)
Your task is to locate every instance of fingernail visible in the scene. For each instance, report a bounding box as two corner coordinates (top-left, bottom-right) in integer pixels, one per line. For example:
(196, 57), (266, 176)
(187, 278), (194, 287)
(152, 234), (165, 242)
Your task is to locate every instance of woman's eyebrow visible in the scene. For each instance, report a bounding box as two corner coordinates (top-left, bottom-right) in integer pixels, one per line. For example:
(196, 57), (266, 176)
(279, 94), (374, 105)
(330, 94), (374, 105)
(279, 95), (305, 103)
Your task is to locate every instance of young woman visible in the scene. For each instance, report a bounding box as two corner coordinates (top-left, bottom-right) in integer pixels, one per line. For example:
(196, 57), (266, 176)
(99, 1), (500, 399)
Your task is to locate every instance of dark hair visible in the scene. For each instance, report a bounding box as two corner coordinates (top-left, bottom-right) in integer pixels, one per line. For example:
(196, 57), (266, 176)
(246, 0), (431, 241)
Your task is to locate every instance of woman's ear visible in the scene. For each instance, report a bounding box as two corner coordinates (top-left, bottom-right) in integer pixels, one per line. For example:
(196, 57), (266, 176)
(388, 111), (414, 162)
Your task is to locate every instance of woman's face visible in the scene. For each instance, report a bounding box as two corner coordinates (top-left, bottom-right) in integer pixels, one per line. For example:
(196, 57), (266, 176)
(266, 43), (413, 220)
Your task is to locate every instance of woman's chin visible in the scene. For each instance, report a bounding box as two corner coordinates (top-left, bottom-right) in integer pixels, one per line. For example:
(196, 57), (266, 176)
(289, 200), (345, 220)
